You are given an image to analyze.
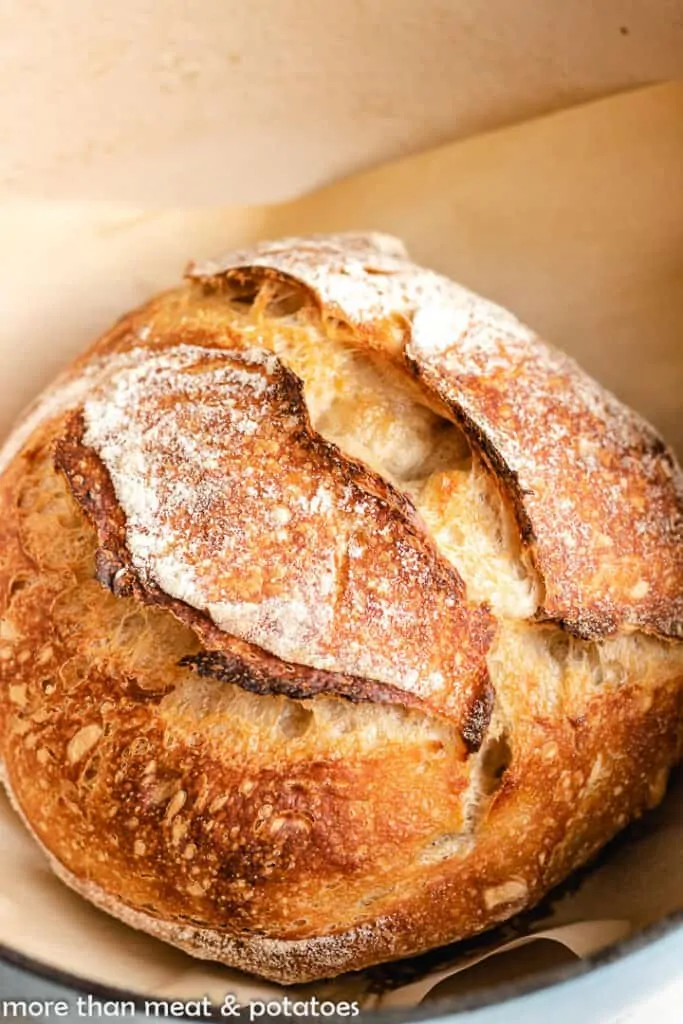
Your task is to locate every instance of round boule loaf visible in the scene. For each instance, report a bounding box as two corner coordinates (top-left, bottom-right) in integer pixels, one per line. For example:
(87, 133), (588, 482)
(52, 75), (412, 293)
(0, 232), (682, 983)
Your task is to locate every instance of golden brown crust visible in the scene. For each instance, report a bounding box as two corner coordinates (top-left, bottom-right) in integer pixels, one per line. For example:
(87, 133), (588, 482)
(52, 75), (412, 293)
(407, 332), (683, 641)
(5, 652), (682, 987)
(0, 489), (680, 982)
(189, 233), (683, 641)
(0, 231), (682, 984)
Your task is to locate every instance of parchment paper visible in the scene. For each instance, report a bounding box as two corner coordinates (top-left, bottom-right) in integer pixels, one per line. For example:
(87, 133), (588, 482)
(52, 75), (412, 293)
(3, 1), (683, 205)
(0, 82), (682, 1010)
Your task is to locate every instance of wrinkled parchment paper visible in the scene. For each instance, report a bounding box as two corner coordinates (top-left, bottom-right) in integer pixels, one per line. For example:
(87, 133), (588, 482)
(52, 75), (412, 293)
(0, 82), (682, 1009)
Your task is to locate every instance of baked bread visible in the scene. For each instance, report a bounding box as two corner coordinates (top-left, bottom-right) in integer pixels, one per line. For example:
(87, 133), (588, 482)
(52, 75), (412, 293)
(0, 232), (682, 984)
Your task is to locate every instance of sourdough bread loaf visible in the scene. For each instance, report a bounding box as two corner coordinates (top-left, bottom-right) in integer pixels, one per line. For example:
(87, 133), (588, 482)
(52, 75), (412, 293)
(0, 232), (682, 983)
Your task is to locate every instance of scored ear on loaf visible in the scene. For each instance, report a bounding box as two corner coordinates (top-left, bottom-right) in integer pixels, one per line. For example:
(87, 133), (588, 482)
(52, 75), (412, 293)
(0, 231), (682, 984)
(189, 234), (683, 642)
(54, 346), (494, 746)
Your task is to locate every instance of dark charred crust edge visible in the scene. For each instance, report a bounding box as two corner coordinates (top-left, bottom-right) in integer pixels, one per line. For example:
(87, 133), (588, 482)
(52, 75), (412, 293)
(461, 674), (496, 753)
(179, 649), (423, 709)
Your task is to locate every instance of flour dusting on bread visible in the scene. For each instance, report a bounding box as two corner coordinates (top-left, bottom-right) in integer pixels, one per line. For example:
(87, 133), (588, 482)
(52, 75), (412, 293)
(75, 342), (493, 728)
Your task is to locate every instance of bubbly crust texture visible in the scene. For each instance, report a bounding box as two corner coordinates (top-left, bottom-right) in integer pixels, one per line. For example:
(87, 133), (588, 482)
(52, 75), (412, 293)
(1, 231), (682, 984)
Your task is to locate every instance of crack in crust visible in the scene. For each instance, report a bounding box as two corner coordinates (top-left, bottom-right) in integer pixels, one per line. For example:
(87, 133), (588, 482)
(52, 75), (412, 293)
(190, 233), (683, 641)
(54, 344), (495, 751)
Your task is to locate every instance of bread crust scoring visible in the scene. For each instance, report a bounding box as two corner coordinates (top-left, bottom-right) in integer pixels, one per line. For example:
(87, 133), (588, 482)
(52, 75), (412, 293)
(53, 345), (494, 746)
(190, 233), (683, 641)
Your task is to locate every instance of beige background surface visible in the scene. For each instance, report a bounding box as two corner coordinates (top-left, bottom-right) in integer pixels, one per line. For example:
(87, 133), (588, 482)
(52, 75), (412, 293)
(1, 0), (683, 203)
